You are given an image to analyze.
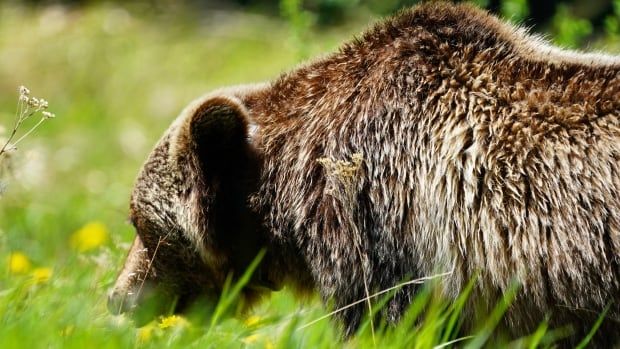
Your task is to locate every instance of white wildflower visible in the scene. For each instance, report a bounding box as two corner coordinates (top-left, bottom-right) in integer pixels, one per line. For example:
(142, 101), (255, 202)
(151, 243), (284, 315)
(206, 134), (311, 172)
(28, 97), (40, 108)
(0, 85), (57, 160)
(19, 86), (30, 96)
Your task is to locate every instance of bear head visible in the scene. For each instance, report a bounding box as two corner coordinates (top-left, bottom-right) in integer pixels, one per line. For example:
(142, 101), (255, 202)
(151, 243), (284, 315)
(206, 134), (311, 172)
(107, 91), (279, 323)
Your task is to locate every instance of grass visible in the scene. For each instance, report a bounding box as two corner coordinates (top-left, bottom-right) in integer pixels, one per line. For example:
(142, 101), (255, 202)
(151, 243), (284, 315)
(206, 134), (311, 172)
(0, 2), (615, 348)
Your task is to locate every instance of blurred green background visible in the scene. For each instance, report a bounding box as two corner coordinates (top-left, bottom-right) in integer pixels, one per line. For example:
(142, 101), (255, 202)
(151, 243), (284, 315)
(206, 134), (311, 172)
(0, 0), (618, 348)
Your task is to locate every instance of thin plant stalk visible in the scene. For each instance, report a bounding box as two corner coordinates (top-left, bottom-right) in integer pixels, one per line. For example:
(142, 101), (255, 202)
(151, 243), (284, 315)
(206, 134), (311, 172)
(0, 86), (55, 161)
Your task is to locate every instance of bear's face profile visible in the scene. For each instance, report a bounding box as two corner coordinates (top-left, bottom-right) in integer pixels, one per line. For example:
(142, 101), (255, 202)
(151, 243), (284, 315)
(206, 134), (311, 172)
(108, 95), (273, 321)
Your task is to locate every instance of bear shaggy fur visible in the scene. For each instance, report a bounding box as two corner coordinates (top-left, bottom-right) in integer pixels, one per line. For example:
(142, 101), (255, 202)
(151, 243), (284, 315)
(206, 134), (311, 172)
(109, 2), (620, 346)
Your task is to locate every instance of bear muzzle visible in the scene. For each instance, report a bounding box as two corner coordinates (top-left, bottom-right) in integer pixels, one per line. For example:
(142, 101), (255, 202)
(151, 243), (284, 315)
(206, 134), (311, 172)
(108, 236), (152, 316)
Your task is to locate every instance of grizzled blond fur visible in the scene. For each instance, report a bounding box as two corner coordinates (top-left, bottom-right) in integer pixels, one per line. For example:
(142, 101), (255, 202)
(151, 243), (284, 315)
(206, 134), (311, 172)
(110, 2), (620, 346)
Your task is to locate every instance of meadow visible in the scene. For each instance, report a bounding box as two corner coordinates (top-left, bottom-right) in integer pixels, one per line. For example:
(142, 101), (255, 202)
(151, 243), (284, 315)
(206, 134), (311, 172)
(0, 2), (617, 348)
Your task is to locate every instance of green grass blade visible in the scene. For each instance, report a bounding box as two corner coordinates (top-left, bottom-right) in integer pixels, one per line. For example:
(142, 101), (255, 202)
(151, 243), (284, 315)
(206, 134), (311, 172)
(210, 249), (266, 327)
(464, 282), (520, 349)
(575, 303), (611, 349)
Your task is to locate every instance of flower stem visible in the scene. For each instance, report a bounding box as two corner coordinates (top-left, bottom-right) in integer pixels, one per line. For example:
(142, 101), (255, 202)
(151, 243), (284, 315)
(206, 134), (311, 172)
(11, 117), (46, 147)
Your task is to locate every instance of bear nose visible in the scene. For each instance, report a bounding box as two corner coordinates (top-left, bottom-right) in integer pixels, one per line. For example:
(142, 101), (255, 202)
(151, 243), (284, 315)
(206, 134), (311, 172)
(107, 290), (132, 315)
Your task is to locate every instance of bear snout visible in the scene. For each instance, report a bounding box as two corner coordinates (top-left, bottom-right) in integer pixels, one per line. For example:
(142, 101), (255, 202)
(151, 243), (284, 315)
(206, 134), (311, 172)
(108, 235), (151, 316)
(107, 281), (174, 326)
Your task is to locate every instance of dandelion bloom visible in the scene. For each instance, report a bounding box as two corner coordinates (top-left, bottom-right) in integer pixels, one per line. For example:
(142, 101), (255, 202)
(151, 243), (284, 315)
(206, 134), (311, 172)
(7, 251), (32, 274)
(158, 315), (188, 329)
(70, 221), (108, 252)
(31, 267), (53, 284)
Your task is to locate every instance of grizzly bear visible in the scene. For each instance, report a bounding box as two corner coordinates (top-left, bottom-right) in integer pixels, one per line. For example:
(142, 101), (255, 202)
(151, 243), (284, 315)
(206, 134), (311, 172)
(108, 2), (620, 346)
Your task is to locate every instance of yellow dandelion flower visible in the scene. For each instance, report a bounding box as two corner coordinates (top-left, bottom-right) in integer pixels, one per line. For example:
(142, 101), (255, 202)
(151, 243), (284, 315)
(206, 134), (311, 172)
(241, 334), (261, 345)
(70, 221), (108, 252)
(158, 315), (188, 329)
(244, 315), (261, 327)
(31, 267), (53, 284)
(8, 251), (32, 274)
(137, 323), (155, 342)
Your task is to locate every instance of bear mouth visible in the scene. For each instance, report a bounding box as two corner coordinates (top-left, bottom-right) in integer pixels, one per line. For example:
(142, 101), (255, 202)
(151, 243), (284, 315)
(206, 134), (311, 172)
(108, 282), (204, 326)
(108, 281), (269, 327)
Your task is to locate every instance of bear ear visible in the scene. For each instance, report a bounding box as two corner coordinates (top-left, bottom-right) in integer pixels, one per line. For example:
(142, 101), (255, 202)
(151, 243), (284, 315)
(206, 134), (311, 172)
(172, 95), (254, 180)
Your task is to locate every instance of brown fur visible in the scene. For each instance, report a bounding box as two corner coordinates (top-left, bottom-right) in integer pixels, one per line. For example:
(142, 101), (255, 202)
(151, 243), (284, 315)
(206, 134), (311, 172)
(110, 3), (620, 346)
